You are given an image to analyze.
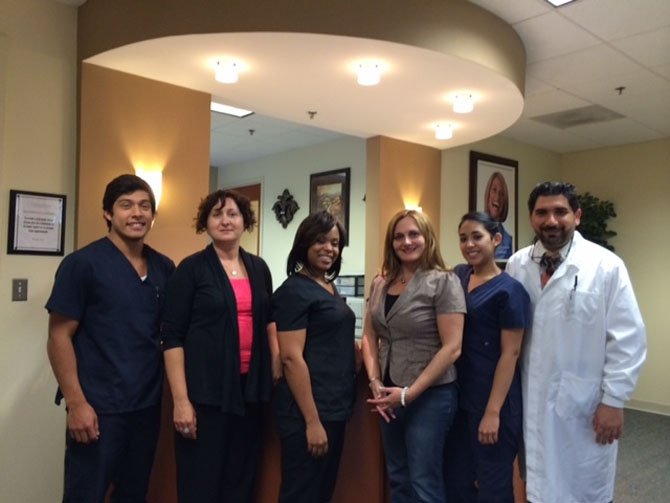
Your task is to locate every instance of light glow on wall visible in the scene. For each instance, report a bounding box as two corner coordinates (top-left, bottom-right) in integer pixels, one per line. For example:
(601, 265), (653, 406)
(134, 167), (163, 209)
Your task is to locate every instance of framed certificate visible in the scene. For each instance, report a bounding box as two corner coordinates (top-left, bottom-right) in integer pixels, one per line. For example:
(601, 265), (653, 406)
(7, 190), (66, 256)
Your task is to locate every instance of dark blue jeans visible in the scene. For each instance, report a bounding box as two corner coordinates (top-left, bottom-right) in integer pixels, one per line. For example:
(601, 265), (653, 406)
(380, 382), (458, 503)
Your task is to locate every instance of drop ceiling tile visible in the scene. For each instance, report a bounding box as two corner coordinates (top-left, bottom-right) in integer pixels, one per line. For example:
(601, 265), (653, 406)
(559, 0), (670, 40)
(560, 69), (670, 102)
(467, 0), (550, 25)
(527, 44), (642, 88)
(513, 12), (601, 64)
(523, 89), (590, 117)
(638, 113), (670, 135)
(592, 87), (670, 113)
(612, 27), (670, 68)
(596, 89), (670, 134)
(568, 118), (663, 146)
(524, 76), (555, 96)
(652, 64), (670, 79)
(503, 117), (601, 153)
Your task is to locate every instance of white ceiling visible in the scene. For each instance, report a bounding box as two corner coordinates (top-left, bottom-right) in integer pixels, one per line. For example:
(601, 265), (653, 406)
(87, 30), (524, 167)
(471, 0), (670, 153)
(78, 0), (670, 165)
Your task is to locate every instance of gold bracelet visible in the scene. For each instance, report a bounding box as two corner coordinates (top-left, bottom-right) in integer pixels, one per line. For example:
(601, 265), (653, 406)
(368, 377), (380, 388)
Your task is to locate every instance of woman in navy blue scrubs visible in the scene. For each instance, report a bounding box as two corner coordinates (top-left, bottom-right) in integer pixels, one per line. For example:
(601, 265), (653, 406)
(446, 211), (530, 502)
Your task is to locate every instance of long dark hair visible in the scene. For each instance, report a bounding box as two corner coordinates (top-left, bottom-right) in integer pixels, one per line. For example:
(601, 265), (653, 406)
(286, 210), (347, 280)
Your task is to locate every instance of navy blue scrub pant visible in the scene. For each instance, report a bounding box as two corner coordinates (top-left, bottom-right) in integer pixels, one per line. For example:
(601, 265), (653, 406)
(62, 404), (161, 503)
(445, 408), (522, 503)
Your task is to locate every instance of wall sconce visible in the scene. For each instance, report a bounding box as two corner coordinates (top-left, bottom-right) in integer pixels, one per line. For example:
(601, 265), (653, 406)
(215, 60), (239, 84)
(405, 204), (423, 213)
(135, 169), (163, 209)
(453, 94), (474, 113)
(356, 62), (381, 86)
(435, 123), (453, 140)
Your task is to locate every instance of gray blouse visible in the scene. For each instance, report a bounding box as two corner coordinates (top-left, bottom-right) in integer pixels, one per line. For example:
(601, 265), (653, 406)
(368, 269), (466, 387)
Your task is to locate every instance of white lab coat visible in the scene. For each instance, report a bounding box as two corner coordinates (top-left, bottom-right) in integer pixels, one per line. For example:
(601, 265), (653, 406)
(506, 231), (646, 503)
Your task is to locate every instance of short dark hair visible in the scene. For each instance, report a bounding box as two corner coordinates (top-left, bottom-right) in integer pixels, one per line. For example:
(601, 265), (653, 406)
(286, 210), (347, 280)
(458, 211), (501, 238)
(102, 174), (156, 230)
(528, 181), (580, 213)
(194, 190), (256, 234)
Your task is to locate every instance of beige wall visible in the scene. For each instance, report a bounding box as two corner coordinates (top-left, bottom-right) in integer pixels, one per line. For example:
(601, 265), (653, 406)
(0, 2), (667, 501)
(0, 1), (77, 501)
(79, 64), (211, 262)
(218, 136), (367, 285)
(365, 136), (442, 287)
(561, 139), (670, 413)
(439, 135), (561, 265)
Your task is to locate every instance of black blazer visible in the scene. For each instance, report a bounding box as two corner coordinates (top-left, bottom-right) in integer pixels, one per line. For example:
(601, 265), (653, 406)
(161, 245), (273, 415)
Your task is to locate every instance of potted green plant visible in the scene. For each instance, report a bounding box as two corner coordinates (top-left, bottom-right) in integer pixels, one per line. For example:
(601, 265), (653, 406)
(577, 192), (617, 251)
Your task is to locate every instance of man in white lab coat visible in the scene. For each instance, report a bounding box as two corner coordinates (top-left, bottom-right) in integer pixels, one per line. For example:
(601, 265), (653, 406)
(506, 181), (646, 503)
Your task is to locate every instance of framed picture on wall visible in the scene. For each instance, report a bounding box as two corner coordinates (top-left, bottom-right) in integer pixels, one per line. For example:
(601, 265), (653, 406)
(310, 167), (350, 237)
(7, 189), (67, 256)
(469, 151), (518, 260)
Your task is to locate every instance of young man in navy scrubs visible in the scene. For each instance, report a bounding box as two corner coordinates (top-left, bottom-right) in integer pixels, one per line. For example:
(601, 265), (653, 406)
(46, 174), (175, 502)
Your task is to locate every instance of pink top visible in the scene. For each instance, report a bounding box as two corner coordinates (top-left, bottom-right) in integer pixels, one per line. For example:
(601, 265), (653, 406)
(230, 278), (253, 374)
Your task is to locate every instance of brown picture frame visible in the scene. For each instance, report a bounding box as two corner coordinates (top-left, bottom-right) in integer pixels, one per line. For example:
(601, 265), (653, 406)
(309, 167), (350, 238)
(469, 151), (518, 260)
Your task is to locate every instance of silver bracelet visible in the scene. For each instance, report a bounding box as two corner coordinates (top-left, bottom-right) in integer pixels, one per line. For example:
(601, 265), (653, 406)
(400, 386), (409, 407)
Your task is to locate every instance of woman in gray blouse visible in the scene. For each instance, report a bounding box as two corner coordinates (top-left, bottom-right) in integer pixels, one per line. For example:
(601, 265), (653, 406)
(363, 209), (465, 502)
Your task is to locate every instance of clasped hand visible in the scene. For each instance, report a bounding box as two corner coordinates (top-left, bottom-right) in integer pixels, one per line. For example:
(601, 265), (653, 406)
(367, 383), (400, 423)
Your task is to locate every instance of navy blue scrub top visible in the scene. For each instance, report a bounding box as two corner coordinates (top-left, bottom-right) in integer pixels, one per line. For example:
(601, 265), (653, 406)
(46, 237), (175, 413)
(454, 264), (529, 416)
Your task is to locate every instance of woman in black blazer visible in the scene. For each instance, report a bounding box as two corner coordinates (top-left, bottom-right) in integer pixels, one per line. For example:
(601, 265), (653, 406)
(161, 190), (280, 503)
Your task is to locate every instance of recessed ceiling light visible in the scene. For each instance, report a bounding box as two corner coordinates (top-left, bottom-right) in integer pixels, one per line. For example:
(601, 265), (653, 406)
(435, 124), (453, 140)
(545, 0), (577, 7)
(210, 101), (254, 118)
(215, 60), (240, 84)
(453, 94), (474, 114)
(356, 62), (382, 86)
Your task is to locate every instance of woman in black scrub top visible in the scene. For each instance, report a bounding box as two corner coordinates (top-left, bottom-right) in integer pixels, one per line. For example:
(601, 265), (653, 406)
(272, 210), (356, 503)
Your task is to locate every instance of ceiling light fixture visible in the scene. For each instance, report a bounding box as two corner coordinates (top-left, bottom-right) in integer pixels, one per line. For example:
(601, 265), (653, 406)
(435, 124), (453, 140)
(545, 0), (577, 6)
(453, 94), (474, 114)
(356, 62), (381, 86)
(210, 101), (254, 118)
(215, 60), (239, 84)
